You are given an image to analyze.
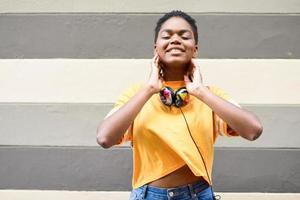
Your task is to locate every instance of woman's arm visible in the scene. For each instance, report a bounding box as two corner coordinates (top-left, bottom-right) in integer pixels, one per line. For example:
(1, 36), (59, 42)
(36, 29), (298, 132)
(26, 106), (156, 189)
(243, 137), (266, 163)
(96, 54), (163, 148)
(184, 60), (263, 141)
(97, 85), (154, 148)
(196, 87), (263, 141)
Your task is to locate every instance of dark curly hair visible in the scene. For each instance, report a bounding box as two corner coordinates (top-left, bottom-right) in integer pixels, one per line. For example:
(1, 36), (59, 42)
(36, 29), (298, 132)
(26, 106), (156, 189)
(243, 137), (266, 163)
(154, 10), (198, 44)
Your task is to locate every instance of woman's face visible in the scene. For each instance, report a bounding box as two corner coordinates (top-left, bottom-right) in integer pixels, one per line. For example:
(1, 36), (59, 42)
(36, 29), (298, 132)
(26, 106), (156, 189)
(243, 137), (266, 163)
(154, 17), (198, 68)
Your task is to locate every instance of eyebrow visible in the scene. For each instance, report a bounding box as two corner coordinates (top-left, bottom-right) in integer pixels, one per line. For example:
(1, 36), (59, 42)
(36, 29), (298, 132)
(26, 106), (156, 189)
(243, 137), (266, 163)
(160, 29), (192, 34)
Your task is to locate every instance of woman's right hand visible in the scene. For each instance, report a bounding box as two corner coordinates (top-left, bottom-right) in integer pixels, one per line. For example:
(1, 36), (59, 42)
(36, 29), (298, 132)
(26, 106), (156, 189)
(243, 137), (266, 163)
(145, 53), (164, 95)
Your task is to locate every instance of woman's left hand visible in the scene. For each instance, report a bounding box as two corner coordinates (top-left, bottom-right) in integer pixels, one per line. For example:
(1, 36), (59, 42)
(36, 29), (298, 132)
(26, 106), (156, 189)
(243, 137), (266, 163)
(183, 59), (207, 98)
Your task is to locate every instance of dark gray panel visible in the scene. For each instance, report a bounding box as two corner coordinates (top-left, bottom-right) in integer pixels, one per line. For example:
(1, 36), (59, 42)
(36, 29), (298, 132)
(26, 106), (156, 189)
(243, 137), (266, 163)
(0, 147), (299, 192)
(0, 14), (299, 58)
(213, 148), (300, 192)
(1, 103), (300, 147)
(0, 146), (132, 191)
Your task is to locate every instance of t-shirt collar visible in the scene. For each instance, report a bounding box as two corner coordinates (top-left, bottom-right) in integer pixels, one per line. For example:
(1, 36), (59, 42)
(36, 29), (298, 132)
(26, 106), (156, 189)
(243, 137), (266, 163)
(163, 80), (186, 89)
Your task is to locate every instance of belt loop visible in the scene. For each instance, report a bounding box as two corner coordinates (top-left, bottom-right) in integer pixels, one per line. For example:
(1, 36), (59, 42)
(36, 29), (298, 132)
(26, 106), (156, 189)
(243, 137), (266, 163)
(188, 183), (197, 198)
(141, 184), (148, 199)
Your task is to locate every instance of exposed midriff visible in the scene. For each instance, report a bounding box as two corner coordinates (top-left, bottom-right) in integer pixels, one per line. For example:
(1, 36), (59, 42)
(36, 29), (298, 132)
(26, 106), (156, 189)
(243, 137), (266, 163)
(148, 164), (206, 188)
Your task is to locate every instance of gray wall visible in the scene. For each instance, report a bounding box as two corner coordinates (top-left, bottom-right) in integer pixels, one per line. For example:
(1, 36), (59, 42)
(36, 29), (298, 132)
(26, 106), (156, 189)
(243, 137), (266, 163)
(1, 147), (299, 192)
(0, 104), (300, 192)
(0, 15), (299, 58)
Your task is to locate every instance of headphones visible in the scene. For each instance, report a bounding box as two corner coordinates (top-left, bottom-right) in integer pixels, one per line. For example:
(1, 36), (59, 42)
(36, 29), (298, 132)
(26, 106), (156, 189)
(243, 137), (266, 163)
(159, 85), (220, 200)
(159, 86), (190, 107)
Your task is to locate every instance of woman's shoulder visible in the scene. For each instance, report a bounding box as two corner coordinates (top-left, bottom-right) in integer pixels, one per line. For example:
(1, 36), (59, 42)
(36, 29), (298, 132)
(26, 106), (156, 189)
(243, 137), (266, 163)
(122, 82), (144, 94)
(206, 85), (230, 99)
(113, 82), (144, 107)
(117, 82), (144, 98)
(207, 85), (223, 93)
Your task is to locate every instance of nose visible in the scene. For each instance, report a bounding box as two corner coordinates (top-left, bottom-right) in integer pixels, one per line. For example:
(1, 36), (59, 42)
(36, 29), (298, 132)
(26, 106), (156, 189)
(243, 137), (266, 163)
(170, 35), (181, 44)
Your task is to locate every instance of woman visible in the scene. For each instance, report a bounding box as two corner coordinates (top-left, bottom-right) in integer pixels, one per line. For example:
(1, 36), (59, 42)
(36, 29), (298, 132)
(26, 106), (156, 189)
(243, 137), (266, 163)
(97, 10), (263, 200)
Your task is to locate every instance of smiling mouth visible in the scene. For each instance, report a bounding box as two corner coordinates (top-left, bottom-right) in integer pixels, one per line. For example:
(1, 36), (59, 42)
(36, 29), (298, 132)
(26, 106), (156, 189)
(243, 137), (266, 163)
(166, 49), (185, 54)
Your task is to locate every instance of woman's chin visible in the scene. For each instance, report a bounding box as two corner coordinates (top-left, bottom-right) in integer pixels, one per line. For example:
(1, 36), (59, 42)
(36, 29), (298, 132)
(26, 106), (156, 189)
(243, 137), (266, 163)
(163, 59), (189, 67)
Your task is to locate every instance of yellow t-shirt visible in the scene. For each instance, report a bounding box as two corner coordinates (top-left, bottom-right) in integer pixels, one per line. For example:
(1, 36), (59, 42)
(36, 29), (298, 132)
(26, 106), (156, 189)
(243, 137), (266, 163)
(105, 81), (240, 189)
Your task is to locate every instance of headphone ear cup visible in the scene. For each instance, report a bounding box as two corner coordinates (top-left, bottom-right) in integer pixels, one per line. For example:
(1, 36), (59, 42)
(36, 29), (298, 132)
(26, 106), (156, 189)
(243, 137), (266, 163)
(174, 87), (189, 107)
(159, 86), (175, 106)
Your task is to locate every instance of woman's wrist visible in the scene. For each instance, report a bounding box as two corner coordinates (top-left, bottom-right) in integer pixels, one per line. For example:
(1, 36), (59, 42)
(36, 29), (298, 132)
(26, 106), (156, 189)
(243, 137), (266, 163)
(194, 86), (210, 101)
(143, 83), (158, 97)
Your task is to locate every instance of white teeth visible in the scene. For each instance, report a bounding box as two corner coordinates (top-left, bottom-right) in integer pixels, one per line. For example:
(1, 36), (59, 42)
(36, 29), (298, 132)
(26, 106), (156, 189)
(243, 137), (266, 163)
(170, 49), (182, 53)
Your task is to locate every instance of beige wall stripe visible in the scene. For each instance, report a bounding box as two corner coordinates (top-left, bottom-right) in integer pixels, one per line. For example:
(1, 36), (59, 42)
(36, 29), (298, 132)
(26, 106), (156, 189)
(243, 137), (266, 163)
(0, 59), (299, 104)
(0, 0), (300, 13)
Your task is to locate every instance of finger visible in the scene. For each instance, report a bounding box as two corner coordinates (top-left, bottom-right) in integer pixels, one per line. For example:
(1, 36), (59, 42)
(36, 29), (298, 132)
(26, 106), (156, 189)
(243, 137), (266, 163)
(196, 70), (202, 83)
(192, 60), (203, 83)
(192, 59), (201, 75)
(188, 59), (196, 75)
(193, 59), (202, 82)
(156, 56), (163, 74)
(155, 54), (159, 64)
(199, 70), (203, 83)
(196, 68), (203, 84)
(151, 55), (156, 65)
(153, 53), (158, 60)
(152, 55), (158, 69)
(191, 66), (201, 83)
(154, 57), (160, 71)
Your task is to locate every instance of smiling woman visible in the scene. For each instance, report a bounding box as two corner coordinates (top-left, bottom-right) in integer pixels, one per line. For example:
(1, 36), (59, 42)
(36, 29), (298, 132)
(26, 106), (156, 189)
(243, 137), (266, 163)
(97, 10), (263, 200)
(154, 13), (199, 82)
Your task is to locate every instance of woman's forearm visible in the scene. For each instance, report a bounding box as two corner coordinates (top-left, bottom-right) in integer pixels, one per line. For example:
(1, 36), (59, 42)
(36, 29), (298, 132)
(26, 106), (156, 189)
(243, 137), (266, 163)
(97, 54), (163, 148)
(196, 87), (263, 141)
(97, 84), (154, 148)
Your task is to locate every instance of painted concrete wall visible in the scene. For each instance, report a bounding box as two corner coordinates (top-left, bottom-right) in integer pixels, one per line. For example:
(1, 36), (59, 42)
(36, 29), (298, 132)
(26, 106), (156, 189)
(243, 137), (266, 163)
(0, 1), (299, 193)
(1, 0), (300, 13)
(0, 104), (299, 148)
(0, 15), (299, 58)
(0, 59), (299, 104)
(0, 147), (299, 192)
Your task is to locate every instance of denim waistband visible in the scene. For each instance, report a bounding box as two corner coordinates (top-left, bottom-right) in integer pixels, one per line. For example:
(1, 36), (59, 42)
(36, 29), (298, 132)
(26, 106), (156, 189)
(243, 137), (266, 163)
(141, 179), (210, 199)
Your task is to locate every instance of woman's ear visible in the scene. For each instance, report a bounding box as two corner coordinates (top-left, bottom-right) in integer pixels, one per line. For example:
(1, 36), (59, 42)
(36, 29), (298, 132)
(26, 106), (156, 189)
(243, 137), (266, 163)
(153, 44), (157, 56)
(192, 45), (198, 58)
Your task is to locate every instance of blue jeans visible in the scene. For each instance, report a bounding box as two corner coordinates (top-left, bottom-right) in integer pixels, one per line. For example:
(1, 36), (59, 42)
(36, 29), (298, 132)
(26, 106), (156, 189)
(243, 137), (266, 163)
(129, 179), (215, 200)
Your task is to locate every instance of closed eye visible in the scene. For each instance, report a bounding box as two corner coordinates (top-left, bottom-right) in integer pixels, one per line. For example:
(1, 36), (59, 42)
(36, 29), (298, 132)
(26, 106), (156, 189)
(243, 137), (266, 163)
(182, 36), (190, 40)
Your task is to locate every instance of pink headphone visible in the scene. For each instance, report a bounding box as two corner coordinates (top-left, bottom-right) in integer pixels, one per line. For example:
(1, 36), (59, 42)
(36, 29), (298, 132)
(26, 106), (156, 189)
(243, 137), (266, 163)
(159, 86), (189, 107)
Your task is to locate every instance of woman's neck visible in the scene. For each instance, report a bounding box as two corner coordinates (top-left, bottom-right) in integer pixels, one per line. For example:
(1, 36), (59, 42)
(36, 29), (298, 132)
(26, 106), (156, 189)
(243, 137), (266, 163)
(162, 65), (188, 81)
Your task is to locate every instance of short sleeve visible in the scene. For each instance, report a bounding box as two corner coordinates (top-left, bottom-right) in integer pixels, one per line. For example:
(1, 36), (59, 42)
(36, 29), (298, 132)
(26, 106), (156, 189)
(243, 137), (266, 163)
(104, 83), (143, 145)
(209, 86), (241, 137)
